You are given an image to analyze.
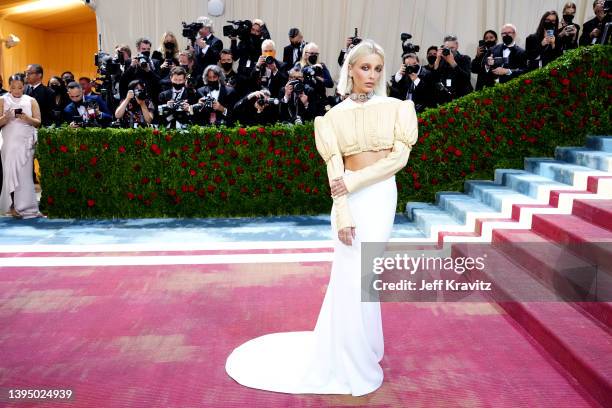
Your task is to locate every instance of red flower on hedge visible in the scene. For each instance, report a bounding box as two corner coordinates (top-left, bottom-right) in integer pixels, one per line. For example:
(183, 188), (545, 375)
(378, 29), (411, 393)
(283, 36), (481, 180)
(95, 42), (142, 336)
(238, 128), (247, 136)
(207, 185), (216, 193)
(483, 98), (493, 105)
(60, 145), (68, 153)
(189, 169), (197, 176)
(118, 146), (126, 153)
(47, 196), (54, 205)
(198, 162), (206, 168)
(150, 144), (161, 155)
(152, 129), (160, 136)
(448, 117), (455, 124)
(165, 134), (172, 142)
(141, 177), (150, 184)
(421, 153), (428, 161)
(560, 78), (570, 86)
(180, 161), (187, 168)
(454, 149), (463, 157)
(523, 79), (532, 85)
(414, 181), (421, 189)
(79, 144), (88, 151)
(257, 127), (265, 133)
(127, 192), (135, 200)
(90, 156), (98, 166)
(87, 199), (95, 207)
(155, 177), (161, 184)
(550, 68), (558, 76)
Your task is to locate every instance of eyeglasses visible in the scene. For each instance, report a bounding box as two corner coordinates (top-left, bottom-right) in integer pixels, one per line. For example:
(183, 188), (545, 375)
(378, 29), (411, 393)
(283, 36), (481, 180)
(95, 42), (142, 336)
(305, 52), (319, 56)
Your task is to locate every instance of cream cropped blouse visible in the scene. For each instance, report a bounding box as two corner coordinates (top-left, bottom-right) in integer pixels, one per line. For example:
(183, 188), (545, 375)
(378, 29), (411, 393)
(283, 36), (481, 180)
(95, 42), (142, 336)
(314, 96), (419, 231)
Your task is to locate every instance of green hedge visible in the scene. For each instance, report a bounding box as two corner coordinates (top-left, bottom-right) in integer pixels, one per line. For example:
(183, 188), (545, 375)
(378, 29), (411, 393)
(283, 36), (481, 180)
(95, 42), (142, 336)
(38, 45), (612, 218)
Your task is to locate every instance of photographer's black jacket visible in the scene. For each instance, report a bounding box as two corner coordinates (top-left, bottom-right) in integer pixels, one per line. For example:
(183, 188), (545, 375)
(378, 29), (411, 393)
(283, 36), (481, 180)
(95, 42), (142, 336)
(388, 66), (434, 113)
(233, 94), (280, 125)
(196, 84), (237, 125)
(194, 34), (224, 70)
(25, 84), (55, 126)
(158, 87), (200, 105)
(430, 52), (473, 99)
(579, 15), (608, 46)
(247, 59), (288, 98)
(525, 33), (562, 70)
(475, 44), (528, 89)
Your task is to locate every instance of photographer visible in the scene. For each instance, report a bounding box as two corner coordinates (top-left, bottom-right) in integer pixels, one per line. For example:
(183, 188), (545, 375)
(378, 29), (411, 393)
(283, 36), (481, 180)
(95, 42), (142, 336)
(389, 53), (433, 113)
(153, 32), (180, 79)
(157, 66), (200, 129)
(192, 16), (224, 71)
(526, 11), (562, 70)
(580, 0), (608, 45)
(283, 28), (306, 68)
(195, 65), (236, 126)
(233, 89), (279, 125)
(119, 38), (160, 103)
(279, 68), (320, 124)
(114, 80), (154, 127)
(63, 82), (112, 128)
(218, 49), (242, 92)
(480, 24), (527, 88)
(229, 19), (271, 71)
(558, 2), (581, 51)
(338, 29), (361, 66)
(471, 30), (498, 90)
(424, 46), (438, 71)
(178, 50), (204, 90)
(248, 39), (288, 97)
(430, 35), (473, 105)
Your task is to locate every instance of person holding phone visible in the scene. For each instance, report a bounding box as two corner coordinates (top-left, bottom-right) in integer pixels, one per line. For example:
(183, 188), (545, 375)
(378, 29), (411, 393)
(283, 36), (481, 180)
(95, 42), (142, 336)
(471, 30), (498, 90)
(558, 2), (581, 51)
(0, 73), (42, 219)
(526, 11), (563, 70)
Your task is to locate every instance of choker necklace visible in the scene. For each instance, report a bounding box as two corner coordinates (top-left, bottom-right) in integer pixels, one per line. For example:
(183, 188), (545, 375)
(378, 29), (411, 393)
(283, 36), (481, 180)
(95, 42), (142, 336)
(349, 91), (374, 102)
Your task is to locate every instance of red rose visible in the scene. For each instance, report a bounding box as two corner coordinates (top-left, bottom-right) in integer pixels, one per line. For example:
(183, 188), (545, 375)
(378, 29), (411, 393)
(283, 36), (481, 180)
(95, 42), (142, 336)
(188, 185), (195, 192)
(118, 146), (126, 153)
(501, 117), (508, 124)
(454, 149), (462, 157)
(198, 162), (206, 168)
(60, 145), (68, 153)
(189, 169), (197, 177)
(180, 161), (187, 168)
(141, 177), (149, 184)
(217, 148), (225, 155)
(238, 128), (247, 136)
(47, 196), (54, 205)
(197, 188), (206, 197)
(523, 79), (532, 85)
(168, 189), (177, 196)
(507, 139), (514, 146)
(258, 127), (265, 133)
(127, 192), (135, 200)
(560, 78), (570, 86)
(421, 153), (428, 161)
(214, 175), (222, 184)
(414, 181), (421, 189)
(152, 129), (160, 136)
(155, 177), (161, 184)
(448, 117), (455, 124)
(165, 135), (172, 142)
(480, 130), (487, 136)
(87, 199), (95, 207)
(79, 144), (88, 151)
(229, 178), (236, 185)
(90, 156), (98, 166)
(564, 110), (573, 117)
(207, 185), (216, 193)
(453, 106), (460, 114)
(181, 185), (188, 192)
(550, 68), (558, 76)
(483, 98), (493, 105)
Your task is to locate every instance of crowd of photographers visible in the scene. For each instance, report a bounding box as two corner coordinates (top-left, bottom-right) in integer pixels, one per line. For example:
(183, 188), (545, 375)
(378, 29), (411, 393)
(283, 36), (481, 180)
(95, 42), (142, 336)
(1, 0), (609, 129)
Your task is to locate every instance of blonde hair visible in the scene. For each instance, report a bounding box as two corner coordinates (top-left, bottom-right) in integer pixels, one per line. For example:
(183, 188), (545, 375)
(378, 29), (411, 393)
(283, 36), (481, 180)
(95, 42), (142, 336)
(261, 39), (276, 51)
(337, 39), (387, 96)
(158, 31), (179, 58)
(298, 42), (319, 67)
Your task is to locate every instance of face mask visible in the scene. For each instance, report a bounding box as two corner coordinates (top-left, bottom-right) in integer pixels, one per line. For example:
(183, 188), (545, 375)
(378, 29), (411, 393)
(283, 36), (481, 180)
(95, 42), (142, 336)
(544, 21), (556, 30)
(141, 50), (151, 58)
(180, 64), (189, 71)
(502, 35), (513, 45)
(427, 55), (436, 65)
(221, 62), (233, 71)
(50, 84), (62, 91)
(172, 83), (184, 90)
(485, 40), (496, 48)
(207, 81), (219, 90)
(307, 54), (318, 64)
(563, 14), (574, 24)
(164, 42), (175, 50)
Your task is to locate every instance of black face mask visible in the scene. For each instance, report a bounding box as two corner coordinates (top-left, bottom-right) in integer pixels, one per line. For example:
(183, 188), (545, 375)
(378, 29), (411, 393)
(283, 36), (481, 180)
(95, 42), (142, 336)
(543, 21), (556, 30)
(427, 55), (436, 65)
(221, 62), (233, 71)
(207, 81), (219, 90)
(172, 83), (184, 90)
(502, 35), (513, 45)
(50, 84), (62, 92)
(180, 64), (189, 71)
(485, 40), (496, 48)
(563, 14), (574, 24)
(307, 55), (318, 64)
(164, 42), (175, 50)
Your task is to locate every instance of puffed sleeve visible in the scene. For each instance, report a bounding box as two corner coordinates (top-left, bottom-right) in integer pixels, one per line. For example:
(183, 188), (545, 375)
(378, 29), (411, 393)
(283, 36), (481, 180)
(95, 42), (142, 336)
(314, 115), (356, 232)
(343, 99), (418, 193)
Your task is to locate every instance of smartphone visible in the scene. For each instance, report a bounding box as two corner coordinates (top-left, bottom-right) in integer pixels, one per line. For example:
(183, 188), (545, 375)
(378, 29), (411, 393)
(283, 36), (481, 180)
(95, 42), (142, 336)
(478, 40), (486, 48)
(14, 108), (22, 116)
(546, 29), (555, 37)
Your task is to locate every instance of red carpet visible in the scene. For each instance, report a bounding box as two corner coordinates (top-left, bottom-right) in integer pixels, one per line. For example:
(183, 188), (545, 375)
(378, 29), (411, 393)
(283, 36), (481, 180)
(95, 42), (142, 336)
(0, 260), (599, 407)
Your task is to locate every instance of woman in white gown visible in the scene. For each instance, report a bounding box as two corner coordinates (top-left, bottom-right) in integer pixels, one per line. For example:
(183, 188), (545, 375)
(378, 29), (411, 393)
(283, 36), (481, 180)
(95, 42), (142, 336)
(0, 74), (42, 218)
(225, 40), (419, 396)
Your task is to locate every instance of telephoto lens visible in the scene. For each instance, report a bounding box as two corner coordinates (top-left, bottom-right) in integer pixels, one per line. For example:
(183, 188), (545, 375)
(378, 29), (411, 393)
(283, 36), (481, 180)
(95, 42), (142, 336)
(442, 48), (450, 56)
(265, 55), (275, 65)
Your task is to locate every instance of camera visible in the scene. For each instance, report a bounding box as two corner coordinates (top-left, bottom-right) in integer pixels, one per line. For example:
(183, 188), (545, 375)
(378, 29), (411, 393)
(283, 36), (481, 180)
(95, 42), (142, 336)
(223, 20), (252, 40)
(349, 28), (362, 46)
(134, 89), (148, 101)
(135, 53), (150, 69)
(288, 79), (304, 95)
(442, 47), (451, 56)
(265, 55), (275, 65)
(404, 64), (419, 75)
(94, 52), (120, 76)
(257, 96), (280, 106)
(182, 21), (204, 42)
(302, 65), (322, 86)
(193, 94), (215, 112)
(401, 33), (420, 54)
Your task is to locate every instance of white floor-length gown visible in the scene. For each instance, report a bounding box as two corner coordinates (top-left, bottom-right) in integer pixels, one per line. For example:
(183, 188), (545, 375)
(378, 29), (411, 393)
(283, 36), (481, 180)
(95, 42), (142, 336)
(0, 93), (40, 218)
(225, 169), (397, 396)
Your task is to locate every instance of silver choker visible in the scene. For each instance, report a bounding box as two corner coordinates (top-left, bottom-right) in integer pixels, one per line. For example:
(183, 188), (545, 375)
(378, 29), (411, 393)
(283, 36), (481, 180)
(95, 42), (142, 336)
(349, 91), (374, 102)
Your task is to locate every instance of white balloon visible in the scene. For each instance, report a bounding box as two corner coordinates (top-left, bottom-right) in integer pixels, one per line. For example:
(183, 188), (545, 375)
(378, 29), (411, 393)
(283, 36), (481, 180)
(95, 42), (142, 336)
(208, 0), (224, 17)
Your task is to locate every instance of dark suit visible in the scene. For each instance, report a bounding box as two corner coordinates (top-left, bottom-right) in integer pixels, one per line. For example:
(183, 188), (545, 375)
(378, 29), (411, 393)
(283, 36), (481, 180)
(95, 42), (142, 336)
(158, 87), (200, 128)
(389, 66), (434, 113)
(233, 94), (280, 125)
(62, 94), (112, 126)
(430, 52), (473, 102)
(579, 16), (607, 46)
(282, 43), (304, 68)
(195, 84), (237, 125)
(247, 59), (288, 97)
(194, 34), (224, 71)
(25, 83), (55, 126)
(525, 33), (562, 70)
(476, 43), (528, 89)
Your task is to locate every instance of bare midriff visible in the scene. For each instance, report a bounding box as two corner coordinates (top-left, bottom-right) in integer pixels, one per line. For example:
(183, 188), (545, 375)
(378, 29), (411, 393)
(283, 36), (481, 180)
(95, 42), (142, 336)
(343, 149), (391, 171)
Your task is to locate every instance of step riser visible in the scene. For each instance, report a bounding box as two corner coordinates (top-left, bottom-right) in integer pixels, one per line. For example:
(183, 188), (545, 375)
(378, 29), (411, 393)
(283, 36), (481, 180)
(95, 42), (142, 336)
(556, 147), (612, 172)
(572, 200), (612, 232)
(586, 135), (612, 153)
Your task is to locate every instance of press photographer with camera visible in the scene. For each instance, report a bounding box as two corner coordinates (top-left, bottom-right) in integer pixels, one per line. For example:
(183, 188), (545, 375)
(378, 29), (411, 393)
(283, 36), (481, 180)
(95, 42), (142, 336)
(63, 82), (112, 128)
(228, 19), (271, 71)
(526, 11), (562, 70)
(194, 65), (236, 126)
(480, 24), (527, 88)
(389, 53), (433, 113)
(558, 2), (581, 51)
(114, 80), (154, 128)
(248, 39), (288, 97)
(283, 28), (306, 68)
(338, 28), (362, 66)
(153, 32), (180, 79)
(295, 43), (333, 89)
(119, 38), (160, 103)
(471, 30), (498, 90)
(580, 0), (609, 45)
(233, 89), (280, 125)
(157, 66), (200, 129)
(279, 67), (320, 124)
(191, 17), (224, 72)
(431, 35), (473, 105)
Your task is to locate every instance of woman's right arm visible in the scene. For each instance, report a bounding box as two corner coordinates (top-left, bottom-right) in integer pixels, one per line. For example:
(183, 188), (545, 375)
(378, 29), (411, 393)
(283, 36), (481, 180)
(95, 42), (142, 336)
(314, 116), (355, 233)
(0, 99), (9, 127)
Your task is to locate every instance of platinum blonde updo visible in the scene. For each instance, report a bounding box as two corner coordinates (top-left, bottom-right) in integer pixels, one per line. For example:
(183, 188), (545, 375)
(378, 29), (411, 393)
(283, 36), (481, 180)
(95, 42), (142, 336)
(336, 39), (387, 96)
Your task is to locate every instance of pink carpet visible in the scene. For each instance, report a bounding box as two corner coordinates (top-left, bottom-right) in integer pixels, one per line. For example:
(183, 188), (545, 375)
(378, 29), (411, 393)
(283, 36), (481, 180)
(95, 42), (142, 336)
(0, 260), (599, 407)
